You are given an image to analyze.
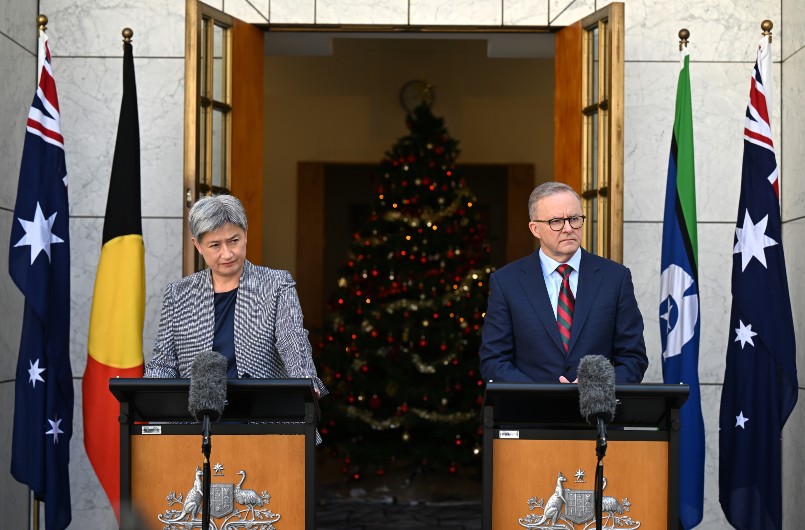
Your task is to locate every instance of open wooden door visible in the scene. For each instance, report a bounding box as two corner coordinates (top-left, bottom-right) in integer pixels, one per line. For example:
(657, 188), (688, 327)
(553, 2), (624, 262)
(183, 0), (264, 275)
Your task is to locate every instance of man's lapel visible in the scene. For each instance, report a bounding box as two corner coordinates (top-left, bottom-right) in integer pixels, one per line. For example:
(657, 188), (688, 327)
(518, 251), (565, 354)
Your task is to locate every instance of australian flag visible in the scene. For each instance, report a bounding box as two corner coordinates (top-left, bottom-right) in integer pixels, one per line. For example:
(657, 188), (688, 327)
(9, 30), (73, 530)
(719, 35), (798, 529)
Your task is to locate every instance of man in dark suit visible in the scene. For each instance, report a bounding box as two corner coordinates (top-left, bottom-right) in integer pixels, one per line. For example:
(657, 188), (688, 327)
(479, 182), (648, 384)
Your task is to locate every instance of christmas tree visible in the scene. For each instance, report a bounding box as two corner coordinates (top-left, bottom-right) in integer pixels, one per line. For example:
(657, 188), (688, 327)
(318, 103), (494, 478)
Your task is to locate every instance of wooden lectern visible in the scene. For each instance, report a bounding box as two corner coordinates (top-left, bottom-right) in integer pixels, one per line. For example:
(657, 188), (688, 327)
(110, 378), (318, 530)
(482, 383), (688, 529)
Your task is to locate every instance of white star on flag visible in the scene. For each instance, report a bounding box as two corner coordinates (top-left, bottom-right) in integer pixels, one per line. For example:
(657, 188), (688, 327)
(733, 209), (778, 271)
(14, 202), (65, 265)
(735, 411), (749, 429)
(28, 358), (46, 388)
(734, 320), (758, 349)
(46, 416), (64, 444)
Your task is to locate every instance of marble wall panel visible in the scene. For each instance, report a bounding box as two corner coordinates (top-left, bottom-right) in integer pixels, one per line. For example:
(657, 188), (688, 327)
(409, 0), (503, 26)
(202, 0), (224, 11)
(0, 213), (24, 380)
(315, 0), (408, 25)
(782, 0), (805, 61)
(503, 0), (549, 26)
(781, 49), (805, 221)
(623, 0), (781, 63)
(699, 384), (730, 528)
(549, 0), (594, 26)
(268, 0), (315, 24)
(0, 0), (37, 52)
(134, 58), (186, 218)
(42, 0), (185, 58)
(57, 57), (184, 218)
(0, 37), (36, 210)
(782, 218), (805, 378)
(624, 61), (781, 224)
(694, 223), (735, 384)
(69, 217), (103, 373)
(0, 383), (29, 529)
(623, 221), (663, 383)
(624, 222), (734, 385)
(141, 217), (185, 357)
(222, 0), (269, 23)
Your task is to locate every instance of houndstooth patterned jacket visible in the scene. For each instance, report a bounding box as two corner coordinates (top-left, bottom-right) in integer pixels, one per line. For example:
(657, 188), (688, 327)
(144, 260), (327, 398)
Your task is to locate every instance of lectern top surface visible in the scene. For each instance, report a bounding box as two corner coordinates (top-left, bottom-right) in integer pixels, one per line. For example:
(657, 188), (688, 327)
(109, 378), (317, 422)
(483, 383), (688, 429)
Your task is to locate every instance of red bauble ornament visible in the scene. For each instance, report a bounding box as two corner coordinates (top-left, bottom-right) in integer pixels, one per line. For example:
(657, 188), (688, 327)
(368, 395), (382, 409)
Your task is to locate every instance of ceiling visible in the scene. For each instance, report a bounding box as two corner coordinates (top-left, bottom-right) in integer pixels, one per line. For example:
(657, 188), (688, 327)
(265, 31), (556, 58)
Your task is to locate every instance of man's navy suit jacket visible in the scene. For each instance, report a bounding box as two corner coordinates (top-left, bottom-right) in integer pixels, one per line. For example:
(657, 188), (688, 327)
(479, 249), (648, 384)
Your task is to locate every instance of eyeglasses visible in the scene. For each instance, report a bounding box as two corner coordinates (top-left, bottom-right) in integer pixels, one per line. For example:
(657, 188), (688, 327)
(531, 215), (586, 231)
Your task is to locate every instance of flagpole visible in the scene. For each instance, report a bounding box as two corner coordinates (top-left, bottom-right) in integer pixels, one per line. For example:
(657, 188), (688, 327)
(31, 17), (47, 530)
(31, 20), (47, 530)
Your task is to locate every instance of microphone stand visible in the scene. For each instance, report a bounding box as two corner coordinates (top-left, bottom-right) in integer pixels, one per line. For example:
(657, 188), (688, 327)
(594, 416), (607, 530)
(201, 414), (212, 530)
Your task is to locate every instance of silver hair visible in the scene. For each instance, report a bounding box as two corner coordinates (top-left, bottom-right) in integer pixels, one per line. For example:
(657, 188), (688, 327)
(528, 182), (582, 220)
(188, 194), (248, 241)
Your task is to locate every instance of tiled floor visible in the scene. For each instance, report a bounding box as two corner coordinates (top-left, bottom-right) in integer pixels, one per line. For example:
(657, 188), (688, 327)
(316, 462), (483, 529)
(316, 498), (482, 530)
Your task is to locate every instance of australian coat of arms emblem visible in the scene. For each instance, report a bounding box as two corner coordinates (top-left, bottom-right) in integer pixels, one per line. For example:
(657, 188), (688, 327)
(157, 464), (281, 529)
(518, 471), (641, 529)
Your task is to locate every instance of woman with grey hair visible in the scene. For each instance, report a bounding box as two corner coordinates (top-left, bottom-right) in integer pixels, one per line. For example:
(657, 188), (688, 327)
(144, 195), (326, 399)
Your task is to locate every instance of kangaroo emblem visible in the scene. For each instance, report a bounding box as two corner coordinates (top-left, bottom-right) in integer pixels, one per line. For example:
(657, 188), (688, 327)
(532, 472), (567, 527)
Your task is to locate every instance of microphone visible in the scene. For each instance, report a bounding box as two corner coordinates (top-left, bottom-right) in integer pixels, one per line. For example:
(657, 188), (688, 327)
(578, 354), (616, 530)
(188, 351), (228, 422)
(187, 351), (227, 530)
(577, 354), (616, 425)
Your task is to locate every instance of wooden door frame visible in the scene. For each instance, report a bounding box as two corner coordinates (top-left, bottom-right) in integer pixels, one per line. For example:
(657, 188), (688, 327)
(553, 2), (625, 262)
(183, 0), (264, 275)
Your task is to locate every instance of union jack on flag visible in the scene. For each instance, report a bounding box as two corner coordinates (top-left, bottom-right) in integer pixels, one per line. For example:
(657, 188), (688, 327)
(718, 34), (798, 530)
(9, 29), (73, 530)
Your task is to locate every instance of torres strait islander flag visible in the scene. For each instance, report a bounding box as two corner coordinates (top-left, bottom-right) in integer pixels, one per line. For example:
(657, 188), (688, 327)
(659, 42), (704, 529)
(83, 35), (145, 521)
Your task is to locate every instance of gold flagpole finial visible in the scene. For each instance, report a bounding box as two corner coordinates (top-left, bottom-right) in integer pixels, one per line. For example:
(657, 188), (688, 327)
(37, 14), (48, 31)
(761, 20), (773, 43)
(122, 27), (133, 43)
(678, 28), (690, 51)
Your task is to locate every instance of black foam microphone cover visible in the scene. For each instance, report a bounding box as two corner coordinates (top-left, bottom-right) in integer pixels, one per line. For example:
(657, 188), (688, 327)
(188, 351), (228, 422)
(577, 354), (617, 424)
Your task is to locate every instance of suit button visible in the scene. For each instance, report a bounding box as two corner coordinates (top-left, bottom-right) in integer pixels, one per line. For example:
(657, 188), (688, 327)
(565, 366), (572, 373)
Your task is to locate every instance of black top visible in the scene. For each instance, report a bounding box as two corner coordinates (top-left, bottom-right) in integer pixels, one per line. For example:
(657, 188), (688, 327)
(213, 287), (239, 378)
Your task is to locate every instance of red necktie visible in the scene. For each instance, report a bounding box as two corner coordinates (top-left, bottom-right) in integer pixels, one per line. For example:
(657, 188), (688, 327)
(556, 264), (575, 352)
